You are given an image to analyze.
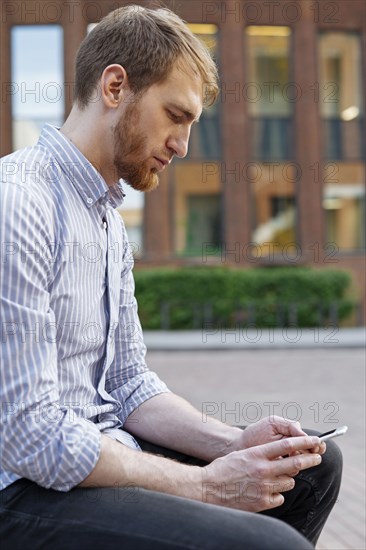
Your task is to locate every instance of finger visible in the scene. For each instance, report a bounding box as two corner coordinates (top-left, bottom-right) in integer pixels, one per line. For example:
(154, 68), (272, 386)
(294, 449), (314, 456)
(270, 476), (296, 494)
(286, 420), (307, 438)
(259, 435), (322, 460)
(308, 441), (326, 455)
(319, 442), (327, 454)
(255, 484), (286, 511)
(266, 492), (285, 510)
(272, 452), (322, 477)
(268, 417), (306, 438)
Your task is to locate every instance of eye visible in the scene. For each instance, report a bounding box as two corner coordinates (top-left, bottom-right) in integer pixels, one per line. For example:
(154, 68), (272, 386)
(168, 110), (183, 123)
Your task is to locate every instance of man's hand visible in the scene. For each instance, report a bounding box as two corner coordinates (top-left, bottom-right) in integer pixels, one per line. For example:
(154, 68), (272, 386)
(233, 416), (326, 456)
(202, 435), (323, 512)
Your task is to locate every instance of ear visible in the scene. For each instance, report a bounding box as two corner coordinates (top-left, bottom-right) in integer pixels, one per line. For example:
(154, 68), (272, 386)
(100, 64), (130, 108)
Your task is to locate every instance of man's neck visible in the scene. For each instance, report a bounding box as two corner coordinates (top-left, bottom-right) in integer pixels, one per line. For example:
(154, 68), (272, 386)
(60, 106), (117, 186)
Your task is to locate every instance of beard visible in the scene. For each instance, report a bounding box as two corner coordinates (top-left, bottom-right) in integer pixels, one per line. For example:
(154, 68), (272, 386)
(113, 102), (160, 193)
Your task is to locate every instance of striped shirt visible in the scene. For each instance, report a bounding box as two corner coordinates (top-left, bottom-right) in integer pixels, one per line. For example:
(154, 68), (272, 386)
(0, 124), (170, 492)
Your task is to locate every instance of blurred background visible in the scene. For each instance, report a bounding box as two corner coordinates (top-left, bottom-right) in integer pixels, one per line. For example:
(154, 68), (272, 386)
(1, 0), (365, 326)
(1, 1), (365, 548)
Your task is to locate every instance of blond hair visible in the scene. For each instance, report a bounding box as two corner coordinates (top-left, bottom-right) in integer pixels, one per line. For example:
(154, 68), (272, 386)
(74, 5), (219, 108)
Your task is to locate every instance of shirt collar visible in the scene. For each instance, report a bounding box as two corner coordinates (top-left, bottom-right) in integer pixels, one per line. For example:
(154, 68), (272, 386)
(38, 124), (125, 208)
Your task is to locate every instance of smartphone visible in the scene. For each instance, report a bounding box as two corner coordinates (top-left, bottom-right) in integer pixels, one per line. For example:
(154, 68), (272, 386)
(319, 426), (348, 442)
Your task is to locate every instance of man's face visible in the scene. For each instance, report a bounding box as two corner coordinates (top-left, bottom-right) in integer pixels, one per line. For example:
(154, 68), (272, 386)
(113, 66), (203, 192)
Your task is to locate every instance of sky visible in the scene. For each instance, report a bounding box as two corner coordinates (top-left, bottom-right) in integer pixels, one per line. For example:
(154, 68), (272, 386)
(11, 25), (64, 119)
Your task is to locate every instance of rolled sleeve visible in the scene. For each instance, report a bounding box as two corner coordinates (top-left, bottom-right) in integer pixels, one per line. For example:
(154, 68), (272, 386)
(109, 370), (171, 424)
(1, 408), (102, 492)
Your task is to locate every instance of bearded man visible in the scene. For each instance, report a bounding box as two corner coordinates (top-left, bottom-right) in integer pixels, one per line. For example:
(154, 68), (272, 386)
(0, 6), (341, 550)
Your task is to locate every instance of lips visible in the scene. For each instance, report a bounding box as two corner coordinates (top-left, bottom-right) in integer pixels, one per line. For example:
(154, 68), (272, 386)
(154, 157), (169, 171)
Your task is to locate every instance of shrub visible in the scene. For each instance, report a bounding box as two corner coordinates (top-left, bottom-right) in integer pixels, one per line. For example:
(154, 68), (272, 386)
(133, 267), (355, 329)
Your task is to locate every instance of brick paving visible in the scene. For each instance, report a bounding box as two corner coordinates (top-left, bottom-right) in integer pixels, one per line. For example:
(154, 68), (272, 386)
(146, 347), (366, 550)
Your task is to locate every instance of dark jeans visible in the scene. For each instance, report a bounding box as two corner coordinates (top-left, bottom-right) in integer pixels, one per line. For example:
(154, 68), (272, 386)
(0, 429), (342, 550)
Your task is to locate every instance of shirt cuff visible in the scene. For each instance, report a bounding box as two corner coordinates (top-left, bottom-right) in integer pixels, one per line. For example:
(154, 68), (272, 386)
(50, 421), (102, 492)
(110, 372), (171, 425)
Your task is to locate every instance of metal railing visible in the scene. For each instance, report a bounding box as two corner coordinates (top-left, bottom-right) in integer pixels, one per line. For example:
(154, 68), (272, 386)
(158, 300), (352, 330)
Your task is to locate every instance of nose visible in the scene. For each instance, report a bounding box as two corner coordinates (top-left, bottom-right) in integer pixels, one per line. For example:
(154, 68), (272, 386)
(167, 126), (191, 159)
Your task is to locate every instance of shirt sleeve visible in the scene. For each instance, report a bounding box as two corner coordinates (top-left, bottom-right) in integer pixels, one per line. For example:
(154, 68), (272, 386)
(1, 179), (101, 491)
(105, 216), (171, 424)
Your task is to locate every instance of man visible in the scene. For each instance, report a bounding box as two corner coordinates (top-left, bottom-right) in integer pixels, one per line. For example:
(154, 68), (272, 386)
(0, 6), (342, 549)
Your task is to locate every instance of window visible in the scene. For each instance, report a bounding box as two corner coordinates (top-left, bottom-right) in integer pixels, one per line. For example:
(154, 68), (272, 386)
(319, 33), (365, 250)
(184, 24), (220, 160)
(319, 33), (365, 161)
(246, 26), (293, 161)
(246, 27), (297, 255)
(186, 194), (221, 255)
(11, 26), (64, 150)
(174, 163), (221, 255)
(323, 164), (365, 250)
(251, 163), (298, 255)
(173, 25), (221, 256)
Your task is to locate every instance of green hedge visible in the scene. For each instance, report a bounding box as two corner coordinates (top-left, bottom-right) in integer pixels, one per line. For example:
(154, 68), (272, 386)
(134, 267), (355, 329)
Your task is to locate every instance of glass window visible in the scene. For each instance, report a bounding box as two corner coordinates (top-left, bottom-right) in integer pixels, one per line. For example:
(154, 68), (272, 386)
(186, 194), (221, 255)
(174, 162), (221, 256)
(251, 163), (298, 255)
(11, 25), (64, 150)
(173, 25), (221, 256)
(319, 33), (365, 250)
(185, 24), (220, 160)
(246, 27), (297, 255)
(323, 163), (365, 250)
(117, 196), (144, 259)
(319, 33), (365, 161)
(246, 26), (293, 161)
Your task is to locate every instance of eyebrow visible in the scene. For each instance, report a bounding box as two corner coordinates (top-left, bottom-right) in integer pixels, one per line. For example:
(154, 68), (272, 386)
(167, 103), (201, 123)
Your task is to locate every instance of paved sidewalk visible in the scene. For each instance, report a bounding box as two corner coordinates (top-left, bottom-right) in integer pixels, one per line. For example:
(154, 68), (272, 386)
(146, 347), (366, 550)
(144, 327), (366, 350)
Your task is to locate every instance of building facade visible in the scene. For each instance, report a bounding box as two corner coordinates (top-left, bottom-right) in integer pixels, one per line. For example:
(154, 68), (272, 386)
(1, 0), (365, 323)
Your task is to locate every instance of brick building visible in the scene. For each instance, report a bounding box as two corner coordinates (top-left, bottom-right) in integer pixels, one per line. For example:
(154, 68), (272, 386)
(1, 0), (365, 323)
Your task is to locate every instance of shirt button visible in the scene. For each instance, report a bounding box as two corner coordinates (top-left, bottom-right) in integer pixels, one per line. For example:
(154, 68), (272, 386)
(87, 197), (93, 205)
